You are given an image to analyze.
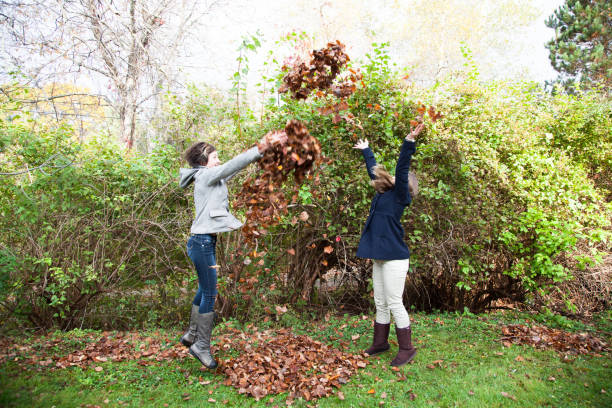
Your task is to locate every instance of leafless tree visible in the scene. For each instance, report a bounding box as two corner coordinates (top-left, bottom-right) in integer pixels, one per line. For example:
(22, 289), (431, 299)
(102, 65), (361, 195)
(1, 0), (223, 149)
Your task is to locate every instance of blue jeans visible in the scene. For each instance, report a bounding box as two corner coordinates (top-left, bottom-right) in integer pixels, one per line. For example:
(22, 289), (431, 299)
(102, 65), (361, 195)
(187, 234), (217, 313)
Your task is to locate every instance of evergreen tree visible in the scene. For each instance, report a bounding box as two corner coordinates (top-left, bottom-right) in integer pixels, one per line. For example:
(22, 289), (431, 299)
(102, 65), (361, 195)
(545, 0), (611, 93)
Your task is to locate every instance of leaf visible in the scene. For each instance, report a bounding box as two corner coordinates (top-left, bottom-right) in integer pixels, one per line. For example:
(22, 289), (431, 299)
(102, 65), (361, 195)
(351, 334), (360, 340)
(367, 388), (375, 394)
(275, 305), (288, 315)
(501, 391), (516, 401)
(94, 366), (103, 372)
(299, 211), (309, 222)
(287, 248), (296, 256)
(323, 246), (333, 254)
(338, 391), (345, 400)
(317, 101), (349, 116)
(515, 355), (525, 362)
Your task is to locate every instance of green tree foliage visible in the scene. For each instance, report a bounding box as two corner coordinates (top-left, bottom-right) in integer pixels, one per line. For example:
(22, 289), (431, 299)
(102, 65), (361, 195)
(545, 0), (612, 92)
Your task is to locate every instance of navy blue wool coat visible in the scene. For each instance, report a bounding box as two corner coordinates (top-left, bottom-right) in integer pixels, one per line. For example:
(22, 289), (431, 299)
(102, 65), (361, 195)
(356, 140), (416, 260)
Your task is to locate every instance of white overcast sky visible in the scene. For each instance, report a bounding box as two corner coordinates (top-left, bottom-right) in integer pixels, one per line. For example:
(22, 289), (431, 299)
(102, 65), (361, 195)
(173, 0), (565, 92)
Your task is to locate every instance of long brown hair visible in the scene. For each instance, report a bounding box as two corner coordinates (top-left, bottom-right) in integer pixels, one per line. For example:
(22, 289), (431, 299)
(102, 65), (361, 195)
(370, 165), (419, 197)
(371, 165), (394, 193)
(184, 142), (216, 167)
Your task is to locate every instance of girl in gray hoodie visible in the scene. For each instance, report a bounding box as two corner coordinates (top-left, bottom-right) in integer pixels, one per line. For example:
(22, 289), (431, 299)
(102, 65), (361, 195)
(178, 131), (286, 368)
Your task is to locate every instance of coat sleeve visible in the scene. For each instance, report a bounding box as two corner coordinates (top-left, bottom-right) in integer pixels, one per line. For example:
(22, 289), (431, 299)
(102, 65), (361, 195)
(361, 147), (378, 180)
(394, 140), (417, 203)
(205, 146), (262, 186)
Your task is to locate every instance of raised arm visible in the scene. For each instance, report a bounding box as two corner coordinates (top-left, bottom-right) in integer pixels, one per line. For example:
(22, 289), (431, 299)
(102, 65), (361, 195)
(206, 130), (288, 185)
(205, 146), (262, 185)
(395, 123), (424, 202)
(353, 138), (377, 180)
(394, 140), (417, 202)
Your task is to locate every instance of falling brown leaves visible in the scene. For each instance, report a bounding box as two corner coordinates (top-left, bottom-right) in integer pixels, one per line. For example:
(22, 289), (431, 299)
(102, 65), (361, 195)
(235, 120), (322, 244)
(500, 324), (609, 355)
(410, 103), (443, 129)
(218, 327), (368, 401)
(278, 41), (356, 100)
(279, 41), (364, 135)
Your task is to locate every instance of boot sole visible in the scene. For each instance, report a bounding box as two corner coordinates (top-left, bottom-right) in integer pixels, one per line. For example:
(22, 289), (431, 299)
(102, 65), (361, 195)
(365, 346), (390, 356)
(189, 349), (218, 369)
(390, 350), (417, 367)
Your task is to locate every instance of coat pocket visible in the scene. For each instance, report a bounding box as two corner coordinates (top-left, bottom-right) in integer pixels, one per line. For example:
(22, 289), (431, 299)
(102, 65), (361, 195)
(209, 209), (229, 218)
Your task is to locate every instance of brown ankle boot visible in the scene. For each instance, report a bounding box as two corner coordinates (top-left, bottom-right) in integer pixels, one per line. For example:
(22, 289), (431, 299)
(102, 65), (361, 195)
(364, 322), (390, 356)
(391, 326), (417, 366)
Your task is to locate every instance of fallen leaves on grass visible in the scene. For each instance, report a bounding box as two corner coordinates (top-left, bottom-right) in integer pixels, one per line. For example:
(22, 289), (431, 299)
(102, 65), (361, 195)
(0, 332), (190, 370)
(218, 328), (368, 401)
(500, 324), (609, 355)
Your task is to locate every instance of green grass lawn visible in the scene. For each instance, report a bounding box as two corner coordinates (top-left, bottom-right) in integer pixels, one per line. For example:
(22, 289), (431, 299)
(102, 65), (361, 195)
(1, 310), (610, 407)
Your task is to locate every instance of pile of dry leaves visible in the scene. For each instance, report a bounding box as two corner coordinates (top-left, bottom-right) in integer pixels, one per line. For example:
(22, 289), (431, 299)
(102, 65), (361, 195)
(235, 120), (322, 244)
(217, 327), (368, 401)
(1, 326), (368, 402)
(500, 324), (609, 355)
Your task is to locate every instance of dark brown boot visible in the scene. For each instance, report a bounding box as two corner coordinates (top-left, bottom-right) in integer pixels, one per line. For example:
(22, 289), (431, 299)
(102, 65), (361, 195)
(391, 326), (417, 367)
(364, 322), (390, 356)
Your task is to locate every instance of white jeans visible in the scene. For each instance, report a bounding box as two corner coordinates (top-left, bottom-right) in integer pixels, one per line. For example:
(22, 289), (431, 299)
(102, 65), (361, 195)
(372, 259), (410, 328)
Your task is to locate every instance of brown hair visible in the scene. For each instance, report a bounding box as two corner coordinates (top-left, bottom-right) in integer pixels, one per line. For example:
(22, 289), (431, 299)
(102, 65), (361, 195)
(370, 165), (419, 197)
(184, 142), (216, 167)
(371, 165), (395, 193)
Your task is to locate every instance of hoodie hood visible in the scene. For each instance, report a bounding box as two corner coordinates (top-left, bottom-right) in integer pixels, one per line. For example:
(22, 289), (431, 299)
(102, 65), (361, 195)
(179, 167), (201, 188)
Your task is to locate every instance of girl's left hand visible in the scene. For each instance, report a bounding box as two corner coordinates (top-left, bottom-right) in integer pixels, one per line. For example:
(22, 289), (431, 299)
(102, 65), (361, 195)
(406, 122), (425, 141)
(258, 131), (288, 152)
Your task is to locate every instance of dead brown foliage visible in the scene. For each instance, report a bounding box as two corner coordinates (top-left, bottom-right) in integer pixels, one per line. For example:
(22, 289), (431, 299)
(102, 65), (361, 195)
(500, 324), (609, 355)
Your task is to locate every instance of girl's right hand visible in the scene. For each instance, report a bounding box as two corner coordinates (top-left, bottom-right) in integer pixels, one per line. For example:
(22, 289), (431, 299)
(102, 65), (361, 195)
(353, 139), (369, 150)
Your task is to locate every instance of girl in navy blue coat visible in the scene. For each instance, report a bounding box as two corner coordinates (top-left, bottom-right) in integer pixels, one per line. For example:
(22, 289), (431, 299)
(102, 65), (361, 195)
(353, 123), (424, 367)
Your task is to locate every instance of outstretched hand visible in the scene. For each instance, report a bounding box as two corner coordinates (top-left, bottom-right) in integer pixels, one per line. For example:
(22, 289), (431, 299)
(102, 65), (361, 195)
(406, 122), (425, 141)
(353, 139), (369, 150)
(258, 130), (288, 153)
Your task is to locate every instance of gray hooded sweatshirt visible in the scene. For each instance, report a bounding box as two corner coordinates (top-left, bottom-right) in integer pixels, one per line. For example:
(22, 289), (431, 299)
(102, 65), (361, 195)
(179, 146), (261, 235)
